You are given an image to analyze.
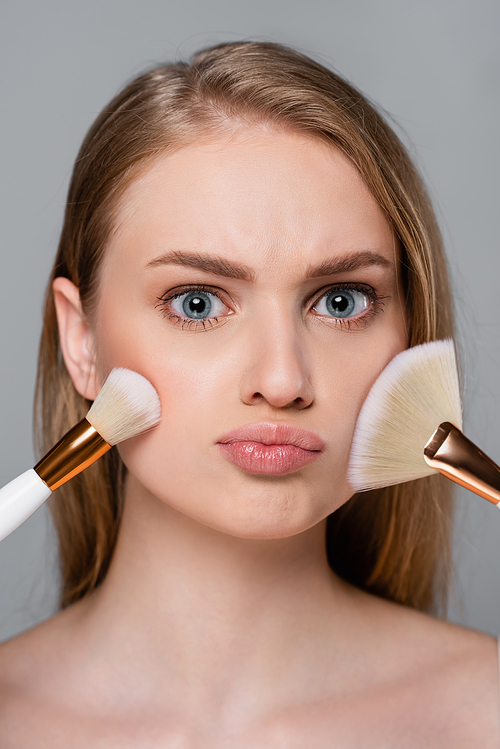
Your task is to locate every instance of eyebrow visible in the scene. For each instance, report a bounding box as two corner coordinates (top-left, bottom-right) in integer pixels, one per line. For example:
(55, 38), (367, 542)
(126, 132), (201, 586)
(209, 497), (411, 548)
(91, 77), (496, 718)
(147, 249), (393, 281)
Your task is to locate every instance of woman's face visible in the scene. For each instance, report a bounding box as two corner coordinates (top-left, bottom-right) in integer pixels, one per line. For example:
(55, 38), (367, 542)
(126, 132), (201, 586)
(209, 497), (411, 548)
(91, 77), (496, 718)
(93, 130), (407, 539)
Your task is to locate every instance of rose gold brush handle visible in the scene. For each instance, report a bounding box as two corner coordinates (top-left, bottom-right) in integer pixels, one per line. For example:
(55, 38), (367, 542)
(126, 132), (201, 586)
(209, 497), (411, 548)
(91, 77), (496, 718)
(34, 418), (110, 490)
(424, 422), (500, 506)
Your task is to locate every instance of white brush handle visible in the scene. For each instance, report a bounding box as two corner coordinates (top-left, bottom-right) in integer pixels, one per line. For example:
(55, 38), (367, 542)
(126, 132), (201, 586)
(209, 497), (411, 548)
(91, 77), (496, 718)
(0, 469), (51, 542)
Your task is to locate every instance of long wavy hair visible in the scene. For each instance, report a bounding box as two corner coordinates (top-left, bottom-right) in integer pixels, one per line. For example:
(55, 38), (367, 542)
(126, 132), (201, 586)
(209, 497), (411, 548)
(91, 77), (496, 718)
(35, 41), (455, 612)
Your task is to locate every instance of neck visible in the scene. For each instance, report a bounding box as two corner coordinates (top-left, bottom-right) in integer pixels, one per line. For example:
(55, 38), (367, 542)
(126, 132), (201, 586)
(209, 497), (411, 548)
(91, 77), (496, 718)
(74, 473), (358, 721)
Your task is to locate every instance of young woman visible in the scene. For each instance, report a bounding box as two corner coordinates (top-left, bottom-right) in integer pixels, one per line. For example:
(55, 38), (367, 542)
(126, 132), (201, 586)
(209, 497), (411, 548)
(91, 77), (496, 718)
(0, 42), (497, 746)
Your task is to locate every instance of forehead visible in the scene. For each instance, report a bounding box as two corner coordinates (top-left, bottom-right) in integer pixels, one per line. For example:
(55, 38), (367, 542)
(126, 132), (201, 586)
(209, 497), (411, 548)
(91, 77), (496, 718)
(107, 130), (396, 274)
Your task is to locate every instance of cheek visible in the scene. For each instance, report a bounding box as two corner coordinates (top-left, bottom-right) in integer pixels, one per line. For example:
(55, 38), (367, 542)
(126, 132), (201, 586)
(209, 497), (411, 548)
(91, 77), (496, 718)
(94, 296), (238, 486)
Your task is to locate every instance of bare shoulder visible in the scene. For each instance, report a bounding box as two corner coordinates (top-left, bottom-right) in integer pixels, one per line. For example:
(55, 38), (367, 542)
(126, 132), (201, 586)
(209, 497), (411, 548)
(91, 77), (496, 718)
(0, 604), (72, 684)
(0, 606), (84, 747)
(245, 591), (500, 749)
(343, 588), (500, 747)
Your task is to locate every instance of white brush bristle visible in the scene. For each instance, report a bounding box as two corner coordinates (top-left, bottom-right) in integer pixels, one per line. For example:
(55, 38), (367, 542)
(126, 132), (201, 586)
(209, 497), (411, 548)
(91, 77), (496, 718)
(348, 340), (462, 491)
(86, 368), (161, 446)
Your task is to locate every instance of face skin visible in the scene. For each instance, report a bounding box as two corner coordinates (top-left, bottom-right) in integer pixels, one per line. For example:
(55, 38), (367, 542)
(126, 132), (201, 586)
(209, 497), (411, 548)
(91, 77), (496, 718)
(56, 129), (407, 540)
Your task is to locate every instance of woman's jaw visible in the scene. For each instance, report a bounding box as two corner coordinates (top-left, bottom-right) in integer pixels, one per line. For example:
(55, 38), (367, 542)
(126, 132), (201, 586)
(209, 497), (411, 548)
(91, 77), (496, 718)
(80, 128), (407, 540)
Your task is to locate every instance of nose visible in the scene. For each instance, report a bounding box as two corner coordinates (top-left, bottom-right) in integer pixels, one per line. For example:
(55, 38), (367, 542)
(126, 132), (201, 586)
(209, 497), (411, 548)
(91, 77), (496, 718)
(239, 313), (314, 410)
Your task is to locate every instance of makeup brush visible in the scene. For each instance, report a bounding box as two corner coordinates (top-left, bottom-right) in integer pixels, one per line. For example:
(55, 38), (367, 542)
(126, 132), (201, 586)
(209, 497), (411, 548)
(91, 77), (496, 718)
(0, 368), (161, 542)
(348, 339), (500, 507)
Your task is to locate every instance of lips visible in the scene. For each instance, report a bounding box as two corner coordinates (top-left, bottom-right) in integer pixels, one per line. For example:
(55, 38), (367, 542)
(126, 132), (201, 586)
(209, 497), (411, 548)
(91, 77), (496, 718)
(217, 423), (325, 450)
(216, 422), (325, 475)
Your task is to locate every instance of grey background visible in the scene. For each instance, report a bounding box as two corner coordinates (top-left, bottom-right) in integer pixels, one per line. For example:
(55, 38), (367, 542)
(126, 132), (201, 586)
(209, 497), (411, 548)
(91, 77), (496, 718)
(0, 0), (499, 640)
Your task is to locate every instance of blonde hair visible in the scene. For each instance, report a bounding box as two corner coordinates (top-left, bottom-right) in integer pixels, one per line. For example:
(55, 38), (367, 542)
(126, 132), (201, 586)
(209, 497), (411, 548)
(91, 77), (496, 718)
(36, 41), (454, 612)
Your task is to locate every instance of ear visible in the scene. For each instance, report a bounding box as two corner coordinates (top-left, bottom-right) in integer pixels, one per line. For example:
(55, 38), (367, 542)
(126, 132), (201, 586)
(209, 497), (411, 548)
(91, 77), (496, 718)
(52, 277), (101, 401)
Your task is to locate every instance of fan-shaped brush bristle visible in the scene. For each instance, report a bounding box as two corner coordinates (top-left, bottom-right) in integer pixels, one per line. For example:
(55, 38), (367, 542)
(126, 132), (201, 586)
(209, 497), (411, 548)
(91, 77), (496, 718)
(348, 340), (462, 492)
(86, 369), (161, 446)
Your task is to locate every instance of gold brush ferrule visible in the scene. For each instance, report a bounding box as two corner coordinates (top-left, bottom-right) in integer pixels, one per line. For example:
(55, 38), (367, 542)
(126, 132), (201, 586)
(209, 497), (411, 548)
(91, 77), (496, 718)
(34, 418), (111, 491)
(424, 422), (500, 505)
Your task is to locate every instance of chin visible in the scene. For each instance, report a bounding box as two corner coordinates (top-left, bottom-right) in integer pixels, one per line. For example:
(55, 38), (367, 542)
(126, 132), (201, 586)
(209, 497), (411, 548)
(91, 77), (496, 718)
(178, 477), (352, 541)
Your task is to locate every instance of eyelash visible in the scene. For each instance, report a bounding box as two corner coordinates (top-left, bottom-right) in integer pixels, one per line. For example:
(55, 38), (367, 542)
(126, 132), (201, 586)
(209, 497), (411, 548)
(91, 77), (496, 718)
(155, 283), (387, 331)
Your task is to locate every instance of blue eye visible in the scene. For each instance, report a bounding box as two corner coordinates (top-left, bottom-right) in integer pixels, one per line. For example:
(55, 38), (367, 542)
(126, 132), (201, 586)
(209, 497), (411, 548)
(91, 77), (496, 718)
(170, 290), (226, 320)
(315, 288), (370, 319)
